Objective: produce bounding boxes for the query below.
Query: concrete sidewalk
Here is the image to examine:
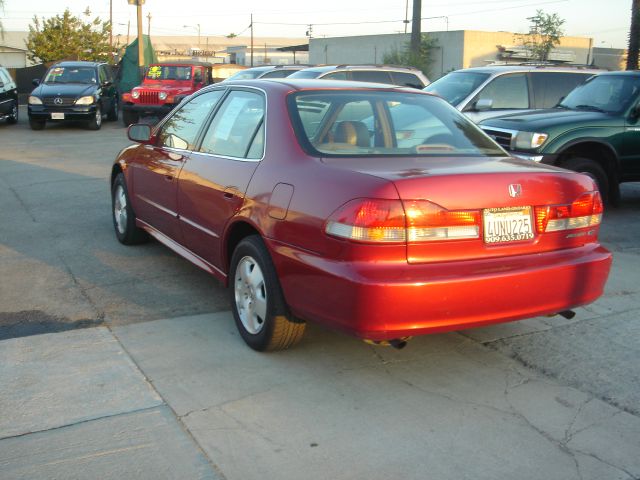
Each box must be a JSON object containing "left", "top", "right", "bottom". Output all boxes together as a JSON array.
[{"left": 1, "top": 312, "right": 639, "bottom": 480}]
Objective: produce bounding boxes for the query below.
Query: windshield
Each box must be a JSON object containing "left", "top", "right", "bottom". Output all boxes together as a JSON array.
[
  {"left": 288, "top": 91, "right": 504, "bottom": 157},
  {"left": 423, "top": 72, "right": 490, "bottom": 106},
  {"left": 559, "top": 75, "right": 640, "bottom": 114},
  {"left": 146, "top": 65, "right": 192, "bottom": 81},
  {"left": 44, "top": 66, "right": 97, "bottom": 84}
]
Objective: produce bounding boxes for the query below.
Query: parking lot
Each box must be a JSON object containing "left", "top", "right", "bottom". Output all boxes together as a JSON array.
[{"left": 1, "top": 108, "right": 639, "bottom": 479}]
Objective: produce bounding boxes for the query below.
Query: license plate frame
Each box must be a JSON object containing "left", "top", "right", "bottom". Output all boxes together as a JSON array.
[
  {"left": 483, "top": 206, "right": 534, "bottom": 244},
  {"left": 51, "top": 112, "right": 65, "bottom": 120}
]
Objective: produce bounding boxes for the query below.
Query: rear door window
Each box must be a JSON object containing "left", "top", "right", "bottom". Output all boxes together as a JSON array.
[
  {"left": 390, "top": 71, "right": 424, "bottom": 88},
  {"left": 322, "top": 71, "right": 349, "bottom": 81},
  {"left": 350, "top": 70, "right": 393, "bottom": 84},
  {"left": 199, "top": 90, "right": 265, "bottom": 159},
  {"left": 473, "top": 73, "right": 529, "bottom": 110},
  {"left": 530, "top": 72, "right": 591, "bottom": 108}
]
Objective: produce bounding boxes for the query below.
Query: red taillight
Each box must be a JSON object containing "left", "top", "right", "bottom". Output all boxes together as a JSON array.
[
  {"left": 325, "top": 199, "right": 480, "bottom": 243},
  {"left": 404, "top": 200, "right": 480, "bottom": 242},
  {"left": 534, "top": 192, "right": 603, "bottom": 233}
]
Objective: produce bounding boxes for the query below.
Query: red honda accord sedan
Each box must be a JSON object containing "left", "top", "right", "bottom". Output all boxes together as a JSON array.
[{"left": 111, "top": 79, "right": 612, "bottom": 351}]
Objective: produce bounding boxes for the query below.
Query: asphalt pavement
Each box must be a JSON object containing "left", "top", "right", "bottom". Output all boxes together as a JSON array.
[{"left": 1, "top": 108, "right": 639, "bottom": 479}]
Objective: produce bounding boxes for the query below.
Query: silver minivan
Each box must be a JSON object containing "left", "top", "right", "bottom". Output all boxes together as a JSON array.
[{"left": 424, "top": 65, "right": 601, "bottom": 122}]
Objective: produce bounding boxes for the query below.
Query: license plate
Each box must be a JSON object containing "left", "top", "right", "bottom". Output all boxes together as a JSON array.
[
  {"left": 51, "top": 112, "right": 65, "bottom": 120},
  {"left": 483, "top": 206, "right": 534, "bottom": 244}
]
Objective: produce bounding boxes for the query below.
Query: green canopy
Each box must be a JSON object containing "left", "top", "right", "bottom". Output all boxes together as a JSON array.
[{"left": 116, "top": 35, "right": 157, "bottom": 94}]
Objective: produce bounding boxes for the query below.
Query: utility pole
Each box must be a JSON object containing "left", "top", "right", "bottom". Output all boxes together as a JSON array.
[
  {"left": 411, "top": 0, "right": 421, "bottom": 55},
  {"left": 109, "top": 0, "right": 113, "bottom": 62},
  {"left": 128, "top": 0, "right": 145, "bottom": 67},
  {"left": 250, "top": 13, "right": 254, "bottom": 67},
  {"left": 404, "top": 0, "right": 409, "bottom": 34}
]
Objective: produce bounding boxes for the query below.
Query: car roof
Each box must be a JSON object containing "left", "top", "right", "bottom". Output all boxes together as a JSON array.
[
  {"left": 450, "top": 65, "right": 602, "bottom": 75},
  {"left": 214, "top": 78, "right": 425, "bottom": 92},
  {"left": 53, "top": 61, "right": 104, "bottom": 68},
  {"left": 294, "top": 64, "right": 422, "bottom": 74},
  {"left": 151, "top": 61, "right": 212, "bottom": 67},
  {"left": 593, "top": 70, "right": 640, "bottom": 78}
]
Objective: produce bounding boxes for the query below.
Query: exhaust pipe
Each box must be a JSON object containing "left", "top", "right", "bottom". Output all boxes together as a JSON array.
[{"left": 364, "top": 337, "right": 411, "bottom": 349}]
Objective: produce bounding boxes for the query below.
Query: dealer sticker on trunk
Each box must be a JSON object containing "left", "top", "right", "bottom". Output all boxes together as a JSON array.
[{"left": 483, "top": 206, "right": 534, "bottom": 244}]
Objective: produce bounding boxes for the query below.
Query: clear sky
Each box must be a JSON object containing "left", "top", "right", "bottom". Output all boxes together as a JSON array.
[{"left": 0, "top": 0, "right": 631, "bottom": 49}]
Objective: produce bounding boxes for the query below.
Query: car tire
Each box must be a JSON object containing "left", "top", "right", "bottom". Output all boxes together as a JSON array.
[
  {"left": 122, "top": 110, "right": 138, "bottom": 127},
  {"left": 107, "top": 97, "right": 119, "bottom": 121},
  {"left": 229, "top": 235, "right": 305, "bottom": 351},
  {"left": 29, "top": 117, "right": 45, "bottom": 130},
  {"left": 111, "top": 173, "right": 149, "bottom": 245},
  {"left": 560, "top": 157, "right": 609, "bottom": 203},
  {"left": 87, "top": 104, "right": 102, "bottom": 130},
  {"left": 7, "top": 102, "right": 18, "bottom": 124}
]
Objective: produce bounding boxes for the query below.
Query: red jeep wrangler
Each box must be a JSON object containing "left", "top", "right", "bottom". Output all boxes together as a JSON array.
[{"left": 121, "top": 61, "right": 212, "bottom": 126}]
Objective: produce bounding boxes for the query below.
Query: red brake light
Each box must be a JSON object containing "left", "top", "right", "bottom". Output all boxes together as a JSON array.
[
  {"left": 534, "top": 192, "right": 603, "bottom": 233},
  {"left": 325, "top": 199, "right": 480, "bottom": 243}
]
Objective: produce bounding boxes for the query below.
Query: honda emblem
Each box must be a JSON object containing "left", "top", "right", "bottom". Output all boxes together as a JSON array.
[{"left": 508, "top": 184, "right": 522, "bottom": 198}]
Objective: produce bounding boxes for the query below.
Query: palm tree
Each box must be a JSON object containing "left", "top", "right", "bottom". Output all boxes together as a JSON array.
[{"left": 628, "top": 0, "right": 640, "bottom": 70}]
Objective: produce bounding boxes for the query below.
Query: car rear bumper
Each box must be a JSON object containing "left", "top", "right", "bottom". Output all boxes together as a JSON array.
[
  {"left": 28, "top": 105, "right": 97, "bottom": 121},
  {"left": 270, "top": 241, "right": 612, "bottom": 341}
]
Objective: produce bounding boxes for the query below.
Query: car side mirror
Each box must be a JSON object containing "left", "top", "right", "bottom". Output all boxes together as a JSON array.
[
  {"left": 32, "top": 78, "right": 41, "bottom": 86},
  {"left": 630, "top": 104, "right": 640, "bottom": 120},
  {"left": 474, "top": 98, "right": 493, "bottom": 112},
  {"left": 128, "top": 124, "right": 153, "bottom": 144},
  {"left": 102, "top": 80, "right": 113, "bottom": 88},
  {"left": 0, "top": 81, "right": 4, "bottom": 89}
]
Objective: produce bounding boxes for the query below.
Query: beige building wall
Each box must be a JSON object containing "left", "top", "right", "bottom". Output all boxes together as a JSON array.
[
  {"left": 461, "top": 30, "right": 592, "bottom": 68},
  {"left": 309, "top": 34, "right": 410, "bottom": 66}
]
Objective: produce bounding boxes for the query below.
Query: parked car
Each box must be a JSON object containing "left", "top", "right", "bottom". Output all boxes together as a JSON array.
[
  {"left": 121, "top": 61, "right": 213, "bottom": 126},
  {"left": 111, "top": 79, "right": 611, "bottom": 351},
  {"left": 225, "top": 65, "right": 307, "bottom": 81},
  {"left": 0, "top": 66, "right": 19, "bottom": 125},
  {"left": 28, "top": 61, "right": 118, "bottom": 130},
  {"left": 424, "top": 65, "right": 600, "bottom": 122},
  {"left": 288, "top": 65, "right": 429, "bottom": 88},
  {"left": 479, "top": 71, "right": 640, "bottom": 204}
]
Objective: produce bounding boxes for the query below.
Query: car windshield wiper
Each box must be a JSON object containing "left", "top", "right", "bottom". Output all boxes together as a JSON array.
[
  {"left": 555, "top": 103, "right": 570, "bottom": 109},
  {"left": 574, "top": 104, "right": 606, "bottom": 113}
]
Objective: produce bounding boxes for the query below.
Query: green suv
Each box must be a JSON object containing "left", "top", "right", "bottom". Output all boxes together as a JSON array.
[{"left": 479, "top": 71, "right": 640, "bottom": 203}]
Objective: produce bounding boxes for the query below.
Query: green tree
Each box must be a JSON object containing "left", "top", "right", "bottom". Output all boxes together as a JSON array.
[
  {"left": 26, "top": 8, "right": 111, "bottom": 64},
  {"left": 627, "top": 0, "right": 640, "bottom": 70},
  {"left": 383, "top": 33, "right": 438, "bottom": 78},
  {"left": 519, "top": 9, "right": 565, "bottom": 62}
]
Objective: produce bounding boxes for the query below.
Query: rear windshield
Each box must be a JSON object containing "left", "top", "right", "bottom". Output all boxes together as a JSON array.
[
  {"left": 424, "top": 72, "right": 490, "bottom": 106},
  {"left": 45, "top": 66, "right": 97, "bottom": 84},
  {"left": 288, "top": 90, "right": 504, "bottom": 157}
]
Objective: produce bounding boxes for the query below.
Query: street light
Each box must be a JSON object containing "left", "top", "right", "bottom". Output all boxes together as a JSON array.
[{"left": 184, "top": 24, "right": 201, "bottom": 51}]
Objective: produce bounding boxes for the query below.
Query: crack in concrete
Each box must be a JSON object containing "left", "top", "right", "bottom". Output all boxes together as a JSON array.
[
  {"left": 572, "top": 449, "right": 639, "bottom": 480},
  {"left": 1, "top": 177, "right": 37, "bottom": 223},
  {"left": 107, "top": 328, "right": 228, "bottom": 480},
  {"left": 0, "top": 405, "right": 162, "bottom": 442}
]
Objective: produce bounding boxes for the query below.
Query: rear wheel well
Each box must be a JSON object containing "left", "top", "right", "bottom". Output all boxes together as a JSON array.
[{"left": 225, "top": 221, "right": 261, "bottom": 273}]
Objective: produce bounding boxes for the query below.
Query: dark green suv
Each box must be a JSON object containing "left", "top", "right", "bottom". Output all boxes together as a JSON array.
[{"left": 479, "top": 71, "right": 640, "bottom": 203}]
